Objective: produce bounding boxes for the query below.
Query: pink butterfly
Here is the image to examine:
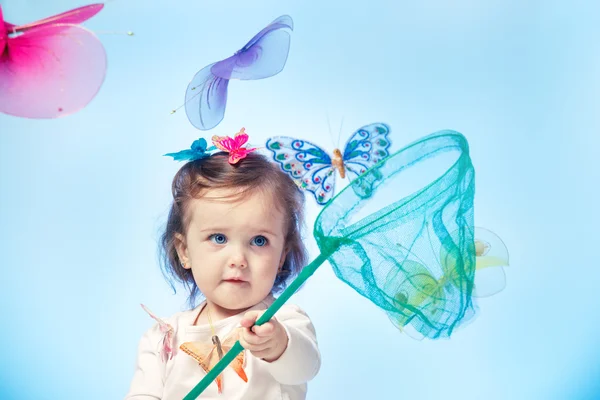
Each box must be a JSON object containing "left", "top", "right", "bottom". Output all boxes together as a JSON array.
[
  {"left": 211, "top": 127, "right": 258, "bottom": 164},
  {"left": 0, "top": 4, "right": 107, "bottom": 119},
  {"left": 141, "top": 304, "right": 175, "bottom": 362}
]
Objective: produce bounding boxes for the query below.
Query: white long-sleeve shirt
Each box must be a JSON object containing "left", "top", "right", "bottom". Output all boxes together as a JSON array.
[{"left": 125, "top": 296, "right": 321, "bottom": 399}]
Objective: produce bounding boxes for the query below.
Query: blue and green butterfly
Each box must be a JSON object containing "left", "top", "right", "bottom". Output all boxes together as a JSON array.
[{"left": 266, "top": 123, "right": 392, "bottom": 205}]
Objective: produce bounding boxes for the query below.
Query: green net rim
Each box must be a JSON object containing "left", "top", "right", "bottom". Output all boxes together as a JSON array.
[{"left": 314, "top": 129, "right": 471, "bottom": 238}]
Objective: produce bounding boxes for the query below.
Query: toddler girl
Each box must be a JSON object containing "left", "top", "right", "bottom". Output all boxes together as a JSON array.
[{"left": 125, "top": 129, "right": 321, "bottom": 399}]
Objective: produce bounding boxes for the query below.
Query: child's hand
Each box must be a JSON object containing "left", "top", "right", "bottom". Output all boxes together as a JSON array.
[{"left": 239, "top": 310, "right": 289, "bottom": 363}]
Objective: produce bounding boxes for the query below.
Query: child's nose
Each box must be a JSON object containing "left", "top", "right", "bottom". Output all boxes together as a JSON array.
[
  {"left": 229, "top": 259, "right": 247, "bottom": 268},
  {"left": 227, "top": 247, "right": 248, "bottom": 268}
]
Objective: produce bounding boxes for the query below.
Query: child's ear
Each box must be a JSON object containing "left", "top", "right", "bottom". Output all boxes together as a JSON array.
[{"left": 174, "top": 232, "right": 191, "bottom": 269}]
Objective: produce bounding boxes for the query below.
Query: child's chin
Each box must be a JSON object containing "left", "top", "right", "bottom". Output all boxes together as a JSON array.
[
  {"left": 215, "top": 288, "right": 267, "bottom": 311},
  {"left": 216, "top": 294, "right": 252, "bottom": 309}
]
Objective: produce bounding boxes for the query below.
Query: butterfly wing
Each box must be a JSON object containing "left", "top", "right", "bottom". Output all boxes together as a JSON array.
[
  {"left": 212, "top": 131, "right": 251, "bottom": 163},
  {"left": 232, "top": 130, "right": 250, "bottom": 147},
  {"left": 0, "top": 23, "right": 106, "bottom": 118},
  {"left": 140, "top": 304, "right": 171, "bottom": 330},
  {"left": 180, "top": 341, "right": 221, "bottom": 391},
  {"left": 342, "top": 123, "right": 392, "bottom": 198},
  {"left": 221, "top": 328, "right": 248, "bottom": 383},
  {"left": 1, "top": 6, "right": 13, "bottom": 31},
  {"left": 211, "top": 15, "right": 293, "bottom": 81},
  {"left": 181, "top": 332, "right": 247, "bottom": 394},
  {"left": 140, "top": 304, "right": 175, "bottom": 361},
  {"left": 241, "top": 15, "right": 293, "bottom": 53},
  {"left": 212, "top": 135, "right": 236, "bottom": 152},
  {"left": 11, "top": 4, "right": 104, "bottom": 33},
  {"left": 161, "top": 329, "right": 175, "bottom": 361},
  {"left": 266, "top": 136, "right": 336, "bottom": 205},
  {"left": 472, "top": 227, "right": 509, "bottom": 297},
  {"left": 1, "top": 8, "right": 8, "bottom": 53},
  {"left": 164, "top": 149, "right": 202, "bottom": 161},
  {"left": 343, "top": 123, "right": 392, "bottom": 175},
  {"left": 181, "top": 341, "right": 224, "bottom": 393},
  {"left": 384, "top": 260, "right": 449, "bottom": 341},
  {"left": 185, "top": 16, "right": 291, "bottom": 130},
  {"left": 212, "top": 130, "right": 248, "bottom": 152},
  {"left": 3, "top": 23, "right": 14, "bottom": 33},
  {"left": 440, "top": 227, "right": 508, "bottom": 298},
  {"left": 184, "top": 62, "right": 229, "bottom": 130}
]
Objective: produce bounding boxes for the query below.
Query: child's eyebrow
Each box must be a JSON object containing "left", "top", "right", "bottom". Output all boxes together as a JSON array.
[
  {"left": 198, "top": 227, "right": 228, "bottom": 233},
  {"left": 198, "top": 227, "right": 280, "bottom": 236},
  {"left": 256, "top": 228, "right": 279, "bottom": 237}
]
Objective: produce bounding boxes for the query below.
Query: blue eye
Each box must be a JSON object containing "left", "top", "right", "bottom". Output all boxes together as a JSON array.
[
  {"left": 209, "top": 234, "right": 227, "bottom": 244},
  {"left": 252, "top": 235, "right": 268, "bottom": 247}
]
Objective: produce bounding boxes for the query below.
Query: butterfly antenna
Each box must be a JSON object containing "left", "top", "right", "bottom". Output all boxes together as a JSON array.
[
  {"left": 170, "top": 104, "right": 185, "bottom": 115},
  {"left": 326, "top": 111, "right": 336, "bottom": 148},
  {"left": 337, "top": 115, "right": 345, "bottom": 149},
  {"left": 95, "top": 30, "right": 135, "bottom": 36},
  {"left": 170, "top": 80, "right": 207, "bottom": 115}
]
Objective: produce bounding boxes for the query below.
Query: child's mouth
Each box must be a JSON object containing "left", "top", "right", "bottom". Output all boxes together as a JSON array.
[{"left": 224, "top": 278, "right": 247, "bottom": 284}]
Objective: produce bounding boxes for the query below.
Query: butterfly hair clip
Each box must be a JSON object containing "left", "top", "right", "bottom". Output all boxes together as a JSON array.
[
  {"left": 164, "top": 137, "right": 218, "bottom": 162},
  {"left": 211, "top": 127, "right": 257, "bottom": 164},
  {"left": 266, "top": 123, "right": 392, "bottom": 205},
  {"left": 0, "top": 4, "right": 107, "bottom": 118},
  {"left": 172, "top": 15, "right": 293, "bottom": 131},
  {"left": 141, "top": 304, "right": 175, "bottom": 362},
  {"left": 165, "top": 128, "right": 257, "bottom": 165}
]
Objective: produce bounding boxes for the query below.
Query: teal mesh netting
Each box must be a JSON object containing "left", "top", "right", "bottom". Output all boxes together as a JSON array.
[
  {"left": 184, "top": 129, "right": 477, "bottom": 399},
  {"left": 316, "top": 129, "right": 477, "bottom": 340}
]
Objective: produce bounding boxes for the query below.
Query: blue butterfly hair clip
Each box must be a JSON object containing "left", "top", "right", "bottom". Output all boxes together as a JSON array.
[{"left": 164, "top": 138, "right": 218, "bottom": 162}]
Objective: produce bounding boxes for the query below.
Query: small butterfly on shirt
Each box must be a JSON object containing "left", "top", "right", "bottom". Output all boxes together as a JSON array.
[
  {"left": 141, "top": 304, "right": 175, "bottom": 362},
  {"left": 180, "top": 328, "right": 248, "bottom": 394},
  {"left": 266, "top": 123, "right": 392, "bottom": 205}
]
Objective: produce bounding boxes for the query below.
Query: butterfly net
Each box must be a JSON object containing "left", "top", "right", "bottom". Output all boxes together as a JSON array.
[
  {"left": 314, "top": 129, "right": 477, "bottom": 339},
  {"left": 184, "top": 129, "right": 477, "bottom": 398}
]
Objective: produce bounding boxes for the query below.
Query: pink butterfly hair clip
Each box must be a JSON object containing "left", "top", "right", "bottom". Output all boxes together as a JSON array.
[
  {"left": 212, "top": 128, "right": 258, "bottom": 164},
  {"left": 141, "top": 304, "right": 175, "bottom": 362}
]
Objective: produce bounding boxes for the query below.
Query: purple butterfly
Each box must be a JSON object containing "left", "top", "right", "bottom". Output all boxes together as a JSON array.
[{"left": 183, "top": 15, "right": 293, "bottom": 131}]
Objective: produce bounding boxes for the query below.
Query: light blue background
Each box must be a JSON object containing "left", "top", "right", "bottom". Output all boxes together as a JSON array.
[{"left": 1, "top": 0, "right": 598, "bottom": 399}]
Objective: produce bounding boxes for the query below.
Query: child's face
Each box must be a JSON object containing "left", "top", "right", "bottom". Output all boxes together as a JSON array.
[{"left": 177, "top": 188, "right": 287, "bottom": 313}]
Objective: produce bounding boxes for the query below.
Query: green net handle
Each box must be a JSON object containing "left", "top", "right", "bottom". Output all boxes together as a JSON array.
[{"left": 183, "top": 249, "right": 335, "bottom": 399}]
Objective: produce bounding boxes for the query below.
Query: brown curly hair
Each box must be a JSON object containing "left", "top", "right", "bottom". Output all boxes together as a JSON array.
[{"left": 159, "top": 151, "right": 308, "bottom": 308}]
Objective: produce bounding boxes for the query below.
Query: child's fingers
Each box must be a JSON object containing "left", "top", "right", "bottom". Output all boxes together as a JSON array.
[
  {"left": 251, "top": 321, "right": 276, "bottom": 337},
  {"left": 241, "top": 326, "right": 270, "bottom": 346},
  {"left": 240, "top": 310, "right": 262, "bottom": 328},
  {"left": 239, "top": 332, "right": 271, "bottom": 352}
]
